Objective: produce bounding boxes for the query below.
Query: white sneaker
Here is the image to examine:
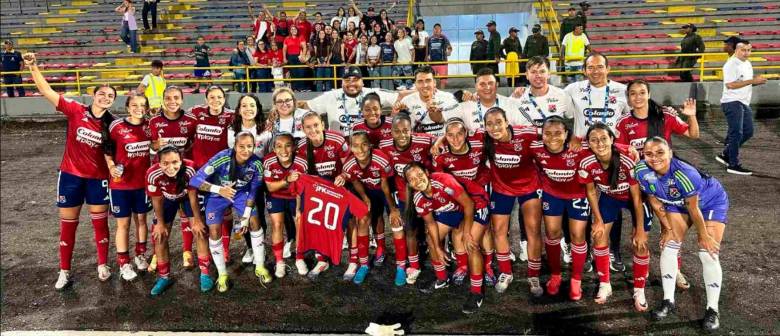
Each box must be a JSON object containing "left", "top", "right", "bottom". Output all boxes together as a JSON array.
[
  {"left": 369, "top": 237, "right": 377, "bottom": 249},
  {"left": 633, "top": 288, "right": 648, "bottom": 311},
  {"left": 275, "top": 263, "right": 286, "bottom": 278},
  {"left": 509, "top": 251, "right": 517, "bottom": 262},
  {"left": 595, "top": 282, "right": 613, "bottom": 304},
  {"left": 283, "top": 240, "right": 293, "bottom": 259},
  {"left": 405, "top": 267, "right": 421, "bottom": 284},
  {"left": 133, "top": 255, "right": 149, "bottom": 271},
  {"left": 343, "top": 262, "right": 358, "bottom": 281},
  {"left": 242, "top": 249, "right": 254, "bottom": 264},
  {"left": 307, "top": 261, "right": 329, "bottom": 279},
  {"left": 495, "top": 273, "right": 514, "bottom": 293},
  {"left": 119, "top": 263, "right": 138, "bottom": 281},
  {"left": 528, "top": 276, "right": 543, "bottom": 297},
  {"left": 561, "top": 238, "right": 572, "bottom": 264},
  {"left": 55, "top": 270, "right": 72, "bottom": 290},
  {"left": 295, "top": 259, "right": 309, "bottom": 275},
  {"left": 518, "top": 240, "right": 528, "bottom": 262},
  {"left": 97, "top": 264, "right": 111, "bottom": 282}
]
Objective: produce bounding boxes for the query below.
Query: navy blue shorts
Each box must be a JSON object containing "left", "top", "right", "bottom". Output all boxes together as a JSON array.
[
  {"left": 474, "top": 207, "right": 489, "bottom": 225},
  {"left": 57, "top": 171, "right": 109, "bottom": 208},
  {"left": 267, "top": 195, "right": 297, "bottom": 215},
  {"left": 542, "top": 192, "right": 590, "bottom": 221},
  {"left": 204, "top": 193, "right": 257, "bottom": 226},
  {"left": 193, "top": 68, "right": 211, "bottom": 78},
  {"left": 110, "top": 189, "right": 151, "bottom": 217},
  {"left": 365, "top": 188, "right": 389, "bottom": 222},
  {"left": 599, "top": 194, "right": 653, "bottom": 232},
  {"left": 434, "top": 211, "right": 463, "bottom": 228},
  {"left": 162, "top": 197, "right": 194, "bottom": 224},
  {"left": 489, "top": 189, "right": 542, "bottom": 215}
]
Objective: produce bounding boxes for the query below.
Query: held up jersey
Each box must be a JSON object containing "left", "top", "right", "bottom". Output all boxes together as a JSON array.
[{"left": 108, "top": 118, "right": 152, "bottom": 189}]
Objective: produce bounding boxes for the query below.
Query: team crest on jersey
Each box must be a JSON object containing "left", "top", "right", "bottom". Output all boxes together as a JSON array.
[
  {"left": 618, "top": 172, "right": 626, "bottom": 181},
  {"left": 566, "top": 159, "right": 576, "bottom": 167},
  {"left": 609, "top": 96, "right": 617, "bottom": 104},
  {"left": 514, "top": 143, "right": 523, "bottom": 151},
  {"left": 112, "top": 206, "right": 121, "bottom": 214},
  {"left": 472, "top": 157, "right": 480, "bottom": 165},
  {"left": 180, "top": 126, "right": 189, "bottom": 134},
  {"left": 548, "top": 104, "right": 557, "bottom": 113},
  {"left": 668, "top": 186, "right": 681, "bottom": 198},
  {"left": 413, "top": 154, "right": 422, "bottom": 161}
]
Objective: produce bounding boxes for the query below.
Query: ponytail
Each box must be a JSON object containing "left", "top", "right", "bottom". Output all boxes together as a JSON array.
[
  {"left": 608, "top": 144, "right": 621, "bottom": 189},
  {"left": 306, "top": 137, "right": 317, "bottom": 175},
  {"left": 646, "top": 99, "right": 665, "bottom": 139},
  {"left": 100, "top": 111, "right": 116, "bottom": 156}
]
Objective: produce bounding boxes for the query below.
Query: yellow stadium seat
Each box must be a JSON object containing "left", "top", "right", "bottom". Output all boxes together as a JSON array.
[
  {"left": 705, "top": 41, "right": 723, "bottom": 49},
  {"left": 168, "top": 4, "right": 193, "bottom": 11},
  {"left": 80, "top": 76, "right": 97, "bottom": 81},
  {"left": 697, "top": 28, "right": 717, "bottom": 37},
  {"left": 25, "top": 21, "right": 39, "bottom": 25},
  {"left": 32, "top": 27, "right": 61, "bottom": 34},
  {"left": 748, "top": 57, "right": 766, "bottom": 62},
  {"left": 720, "top": 32, "right": 739, "bottom": 37},
  {"left": 668, "top": 5, "right": 695, "bottom": 13},
  {"left": 667, "top": 33, "right": 685, "bottom": 38},
  {"left": 282, "top": 2, "right": 307, "bottom": 8},
  {"left": 17, "top": 38, "right": 48, "bottom": 45},
  {"left": 10, "top": 31, "right": 23, "bottom": 35},
  {"left": 101, "top": 71, "right": 130, "bottom": 79},
  {"left": 71, "top": 1, "right": 95, "bottom": 6},
  {"left": 59, "top": 9, "right": 86, "bottom": 14},
  {"left": 115, "top": 58, "right": 145, "bottom": 66},
  {"left": 710, "top": 19, "right": 728, "bottom": 23},
  {"left": 106, "top": 50, "right": 122, "bottom": 55},
  {"left": 651, "top": 9, "right": 667, "bottom": 13},
  {"left": 699, "top": 7, "right": 717, "bottom": 12},
  {"left": 45, "top": 17, "right": 76, "bottom": 24},
  {"left": 674, "top": 17, "right": 704, "bottom": 24}
]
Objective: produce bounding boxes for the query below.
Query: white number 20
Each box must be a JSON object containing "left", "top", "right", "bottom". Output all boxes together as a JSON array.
[{"left": 307, "top": 197, "right": 340, "bottom": 231}]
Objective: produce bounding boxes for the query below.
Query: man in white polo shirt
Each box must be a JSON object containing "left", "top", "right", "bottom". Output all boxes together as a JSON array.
[{"left": 717, "top": 40, "right": 767, "bottom": 175}]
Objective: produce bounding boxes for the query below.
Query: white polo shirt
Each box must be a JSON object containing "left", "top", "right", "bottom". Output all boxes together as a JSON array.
[{"left": 721, "top": 56, "right": 754, "bottom": 106}]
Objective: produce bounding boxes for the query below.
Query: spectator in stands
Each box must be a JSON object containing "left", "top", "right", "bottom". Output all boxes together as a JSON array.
[
  {"left": 1, "top": 40, "right": 25, "bottom": 97},
  {"left": 346, "top": 22, "right": 358, "bottom": 39},
  {"left": 347, "top": 2, "right": 362, "bottom": 30},
  {"left": 248, "top": 2, "right": 274, "bottom": 45},
  {"left": 330, "top": 30, "right": 345, "bottom": 80},
  {"left": 295, "top": 10, "right": 313, "bottom": 43},
  {"left": 560, "top": 23, "right": 590, "bottom": 83},
  {"left": 332, "top": 7, "right": 347, "bottom": 31},
  {"left": 502, "top": 26, "right": 523, "bottom": 86},
  {"left": 486, "top": 20, "right": 502, "bottom": 84},
  {"left": 137, "top": 60, "right": 165, "bottom": 114},
  {"left": 230, "top": 40, "right": 251, "bottom": 93},
  {"left": 115, "top": 0, "right": 139, "bottom": 54},
  {"left": 253, "top": 39, "right": 273, "bottom": 93},
  {"left": 372, "top": 23, "right": 385, "bottom": 43},
  {"left": 313, "top": 12, "right": 326, "bottom": 34},
  {"left": 361, "top": 6, "right": 381, "bottom": 29},
  {"left": 310, "top": 21, "right": 324, "bottom": 46},
  {"left": 191, "top": 36, "right": 212, "bottom": 94},
  {"left": 427, "top": 23, "right": 453, "bottom": 89},
  {"left": 332, "top": 19, "right": 344, "bottom": 34},
  {"left": 559, "top": 7, "right": 579, "bottom": 43},
  {"left": 379, "top": 32, "right": 396, "bottom": 90},
  {"left": 522, "top": 24, "right": 549, "bottom": 85},
  {"left": 283, "top": 26, "right": 308, "bottom": 92},
  {"left": 577, "top": 1, "right": 590, "bottom": 29},
  {"left": 411, "top": 19, "right": 429, "bottom": 70},
  {"left": 378, "top": 9, "right": 395, "bottom": 34},
  {"left": 141, "top": 0, "right": 159, "bottom": 31},
  {"left": 674, "top": 24, "right": 705, "bottom": 82},
  {"left": 393, "top": 27, "right": 415, "bottom": 90},
  {"left": 268, "top": 39, "right": 285, "bottom": 89},
  {"left": 718, "top": 41, "right": 767, "bottom": 176},
  {"left": 723, "top": 36, "right": 742, "bottom": 57},
  {"left": 358, "top": 21, "right": 371, "bottom": 40},
  {"left": 312, "top": 29, "right": 334, "bottom": 92},
  {"left": 245, "top": 36, "right": 261, "bottom": 93},
  {"left": 355, "top": 35, "right": 371, "bottom": 84},
  {"left": 343, "top": 31, "right": 358, "bottom": 65},
  {"left": 470, "top": 30, "right": 489, "bottom": 77},
  {"left": 367, "top": 35, "right": 382, "bottom": 88},
  {"left": 274, "top": 11, "right": 292, "bottom": 47}
]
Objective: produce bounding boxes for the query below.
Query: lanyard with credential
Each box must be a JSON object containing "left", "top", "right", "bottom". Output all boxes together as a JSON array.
[
  {"left": 341, "top": 90, "right": 364, "bottom": 133},
  {"left": 476, "top": 97, "right": 499, "bottom": 125},
  {"left": 586, "top": 81, "right": 610, "bottom": 125},
  {"left": 526, "top": 89, "right": 547, "bottom": 121}
]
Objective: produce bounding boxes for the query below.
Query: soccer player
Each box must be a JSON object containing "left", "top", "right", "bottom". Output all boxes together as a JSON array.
[
  {"left": 379, "top": 113, "right": 434, "bottom": 285},
  {"left": 351, "top": 92, "right": 393, "bottom": 148},
  {"left": 104, "top": 94, "right": 152, "bottom": 281},
  {"left": 190, "top": 132, "right": 269, "bottom": 292},
  {"left": 578, "top": 123, "right": 651, "bottom": 308},
  {"left": 636, "top": 137, "right": 727, "bottom": 331},
  {"left": 264, "top": 133, "right": 308, "bottom": 279},
  {"left": 529, "top": 117, "right": 589, "bottom": 300},
  {"left": 481, "top": 107, "right": 543, "bottom": 295},
  {"left": 146, "top": 145, "right": 209, "bottom": 296},
  {"left": 397, "top": 65, "right": 459, "bottom": 137},
  {"left": 24, "top": 53, "right": 116, "bottom": 289}
]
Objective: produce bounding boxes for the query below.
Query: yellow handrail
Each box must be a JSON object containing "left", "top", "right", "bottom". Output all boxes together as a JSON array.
[{"left": 538, "top": 0, "right": 561, "bottom": 52}]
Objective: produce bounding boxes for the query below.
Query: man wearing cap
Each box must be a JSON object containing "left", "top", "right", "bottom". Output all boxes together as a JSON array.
[
  {"left": 361, "top": 6, "right": 380, "bottom": 30},
  {"left": 1, "top": 40, "right": 25, "bottom": 97},
  {"left": 502, "top": 27, "right": 523, "bottom": 86},
  {"left": 522, "top": 24, "right": 549, "bottom": 85},
  {"left": 486, "top": 20, "right": 502, "bottom": 84},
  {"left": 674, "top": 24, "right": 705, "bottom": 82},
  {"left": 470, "top": 30, "right": 489, "bottom": 76},
  {"left": 559, "top": 7, "right": 580, "bottom": 44},
  {"left": 300, "top": 66, "right": 403, "bottom": 133},
  {"left": 723, "top": 36, "right": 742, "bottom": 57}
]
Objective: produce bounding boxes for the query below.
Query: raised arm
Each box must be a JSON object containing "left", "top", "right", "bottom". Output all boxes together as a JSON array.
[{"left": 23, "top": 53, "right": 59, "bottom": 106}]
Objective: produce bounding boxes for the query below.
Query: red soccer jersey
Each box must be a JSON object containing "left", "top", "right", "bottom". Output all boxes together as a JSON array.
[
  {"left": 412, "top": 172, "right": 489, "bottom": 217},
  {"left": 263, "top": 154, "right": 309, "bottom": 199},
  {"left": 529, "top": 140, "right": 586, "bottom": 199},
  {"left": 190, "top": 105, "right": 235, "bottom": 169},
  {"left": 342, "top": 149, "right": 393, "bottom": 191},
  {"left": 577, "top": 150, "right": 637, "bottom": 201},
  {"left": 432, "top": 131, "right": 489, "bottom": 185},
  {"left": 351, "top": 116, "right": 393, "bottom": 148},
  {"left": 145, "top": 159, "right": 197, "bottom": 201},
  {"left": 488, "top": 125, "right": 541, "bottom": 196},
  {"left": 150, "top": 111, "right": 197, "bottom": 159},
  {"left": 56, "top": 95, "right": 113, "bottom": 179},
  {"left": 108, "top": 118, "right": 152, "bottom": 190},
  {"left": 290, "top": 174, "right": 369, "bottom": 265},
  {"left": 378, "top": 133, "right": 434, "bottom": 202},
  {"left": 296, "top": 130, "right": 350, "bottom": 179},
  {"left": 615, "top": 111, "right": 690, "bottom": 151}
]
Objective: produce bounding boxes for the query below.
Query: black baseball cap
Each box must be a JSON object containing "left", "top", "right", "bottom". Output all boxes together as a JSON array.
[
  {"left": 486, "top": 20, "right": 496, "bottom": 27},
  {"left": 509, "top": 27, "right": 519, "bottom": 33},
  {"left": 474, "top": 29, "right": 484, "bottom": 35},
  {"left": 367, "top": 7, "right": 375, "bottom": 11},
  {"left": 723, "top": 36, "right": 744, "bottom": 48},
  {"left": 342, "top": 66, "right": 362, "bottom": 79}
]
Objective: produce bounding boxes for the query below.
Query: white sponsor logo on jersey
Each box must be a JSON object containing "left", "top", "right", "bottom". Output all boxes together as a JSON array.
[
  {"left": 197, "top": 124, "right": 223, "bottom": 136},
  {"left": 76, "top": 127, "right": 102, "bottom": 146},
  {"left": 125, "top": 141, "right": 151, "bottom": 153},
  {"left": 316, "top": 161, "right": 337, "bottom": 174},
  {"left": 543, "top": 168, "right": 576, "bottom": 182}
]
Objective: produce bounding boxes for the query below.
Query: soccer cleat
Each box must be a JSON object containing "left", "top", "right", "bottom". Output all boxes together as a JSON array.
[
  {"left": 369, "top": 237, "right": 377, "bottom": 249},
  {"left": 702, "top": 308, "right": 720, "bottom": 330},
  {"left": 484, "top": 267, "right": 497, "bottom": 287},
  {"left": 394, "top": 267, "right": 407, "bottom": 286},
  {"left": 295, "top": 259, "right": 309, "bottom": 275},
  {"left": 147, "top": 254, "right": 158, "bottom": 273},
  {"left": 462, "top": 292, "right": 484, "bottom": 314},
  {"left": 54, "top": 270, "right": 72, "bottom": 291},
  {"left": 528, "top": 277, "right": 543, "bottom": 297},
  {"left": 97, "top": 264, "right": 111, "bottom": 282},
  {"left": 495, "top": 273, "right": 514, "bottom": 294},
  {"left": 518, "top": 240, "right": 528, "bottom": 262},
  {"left": 569, "top": 279, "right": 582, "bottom": 301},
  {"left": 451, "top": 266, "right": 468, "bottom": 286},
  {"left": 200, "top": 274, "right": 214, "bottom": 292},
  {"left": 255, "top": 265, "right": 272, "bottom": 284},
  {"left": 307, "top": 261, "right": 329, "bottom": 280},
  {"left": 182, "top": 251, "right": 194, "bottom": 269},
  {"left": 610, "top": 252, "right": 626, "bottom": 272},
  {"left": 373, "top": 253, "right": 385, "bottom": 267},
  {"left": 715, "top": 153, "right": 729, "bottom": 167},
  {"left": 405, "top": 267, "right": 421, "bottom": 285},
  {"left": 652, "top": 299, "right": 676, "bottom": 320},
  {"left": 676, "top": 271, "right": 691, "bottom": 289},
  {"left": 726, "top": 165, "right": 752, "bottom": 176},
  {"left": 342, "top": 263, "right": 358, "bottom": 281},
  {"left": 133, "top": 255, "right": 149, "bottom": 271},
  {"left": 561, "top": 240, "right": 572, "bottom": 264},
  {"left": 283, "top": 240, "right": 293, "bottom": 259},
  {"left": 594, "top": 282, "right": 613, "bottom": 304},
  {"left": 216, "top": 274, "right": 229, "bottom": 292},
  {"left": 150, "top": 277, "right": 173, "bottom": 296},
  {"left": 119, "top": 263, "right": 138, "bottom": 282},
  {"left": 242, "top": 249, "right": 254, "bottom": 264},
  {"left": 546, "top": 274, "right": 562, "bottom": 296},
  {"left": 353, "top": 265, "right": 370, "bottom": 284},
  {"left": 419, "top": 278, "right": 450, "bottom": 294},
  {"left": 633, "top": 289, "right": 648, "bottom": 312},
  {"left": 275, "top": 263, "right": 286, "bottom": 278}
]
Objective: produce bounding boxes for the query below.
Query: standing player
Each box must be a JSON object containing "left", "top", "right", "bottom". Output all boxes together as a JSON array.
[
  {"left": 25, "top": 53, "right": 116, "bottom": 289},
  {"left": 104, "top": 94, "right": 152, "bottom": 281},
  {"left": 146, "top": 145, "right": 211, "bottom": 296},
  {"left": 636, "top": 137, "right": 727, "bottom": 331},
  {"left": 578, "top": 123, "right": 651, "bottom": 308},
  {"left": 482, "top": 107, "right": 544, "bottom": 295},
  {"left": 351, "top": 92, "right": 393, "bottom": 148},
  {"left": 398, "top": 65, "right": 459, "bottom": 137},
  {"left": 513, "top": 56, "right": 575, "bottom": 129}
]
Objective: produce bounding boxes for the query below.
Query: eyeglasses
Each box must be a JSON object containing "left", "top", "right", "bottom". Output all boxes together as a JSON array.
[{"left": 275, "top": 98, "right": 294, "bottom": 105}]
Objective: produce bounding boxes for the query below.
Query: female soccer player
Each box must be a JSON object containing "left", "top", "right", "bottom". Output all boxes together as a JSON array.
[
  {"left": 403, "top": 162, "right": 489, "bottom": 314},
  {"left": 190, "top": 132, "right": 269, "bottom": 292},
  {"left": 636, "top": 137, "right": 726, "bottom": 331},
  {"left": 578, "top": 123, "right": 651, "bottom": 308},
  {"left": 104, "top": 94, "right": 152, "bottom": 281},
  {"left": 529, "top": 117, "right": 589, "bottom": 300},
  {"left": 146, "top": 145, "right": 210, "bottom": 296},
  {"left": 25, "top": 53, "right": 116, "bottom": 289},
  {"left": 482, "top": 107, "right": 543, "bottom": 295},
  {"left": 351, "top": 92, "right": 393, "bottom": 148}
]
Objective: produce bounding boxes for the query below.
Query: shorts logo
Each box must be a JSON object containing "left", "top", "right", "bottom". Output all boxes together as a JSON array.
[
  {"left": 542, "top": 202, "right": 550, "bottom": 211},
  {"left": 59, "top": 195, "right": 66, "bottom": 203},
  {"left": 266, "top": 201, "right": 272, "bottom": 208},
  {"left": 112, "top": 206, "right": 120, "bottom": 214},
  {"left": 207, "top": 212, "right": 215, "bottom": 221}
]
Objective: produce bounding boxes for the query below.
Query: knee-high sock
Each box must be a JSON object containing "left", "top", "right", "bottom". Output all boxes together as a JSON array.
[
  {"left": 455, "top": 251, "right": 468, "bottom": 270},
  {"left": 393, "top": 236, "right": 407, "bottom": 268},
  {"left": 633, "top": 253, "right": 650, "bottom": 289},
  {"left": 544, "top": 236, "right": 562, "bottom": 276},
  {"left": 250, "top": 229, "right": 266, "bottom": 267},
  {"left": 59, "top": 218, "right": 79, "bottom": 270},
  {"left": 483, "top": 249, "right": 494, "bottom": 273},
  {"left": 593, "top": 245, "right": 610, "bottom": 283},
  {"left": 198, "top": 256, "right": 210, "bottom": 275},
  {"left": 180, "top": 217, "right": 193, "bottom": 252},
  {"left": 496, "top": 251, "right": 512, "bottom": 275},
  {"left": 571, "top": 242, "right": 588, "bottom": 281},
  {"left": 221, "top": 218, "right": 232, "bottom": 259},
  {"left": 357, "top": 235, "right": 369, "bottom": 266},
  {"left": 135, "top": 241, "right": 147, "bottom": 257},
  {"left": 272, "top": 241, "right": 284, "bottom": 263},
  {"left": 432, "top": 260, "right": 447, "bottom": 281},
  {"left": 660, "top": 240, "right": 681, "bottom": 303},
  {"left": 90, "top": 211, "right": 110, "bottom": 265},
  {"left": 375, "top": 232, "right": 386, "bottom": 256},
  {"left": 699, "top": 250, "right": 722, "bottom": 312},
  {"left": 209, "top": 238, "right": 227, "bottom": 275}
]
